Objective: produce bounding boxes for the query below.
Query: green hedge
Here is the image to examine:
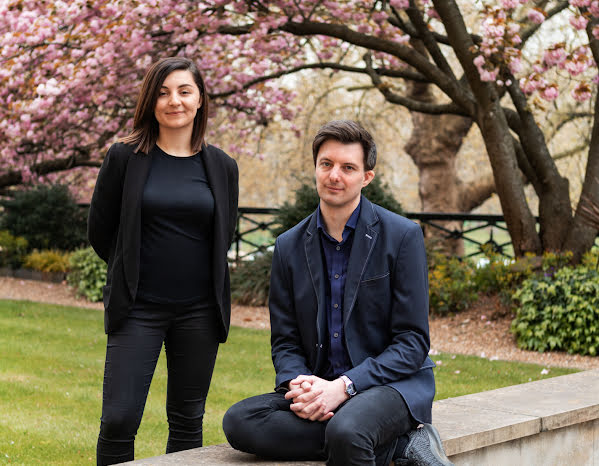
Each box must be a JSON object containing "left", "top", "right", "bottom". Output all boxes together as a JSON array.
[
  {"left": 0, "top": 230, "right": 28, "bottom": 269},
  {"left": 511, "top": 266, "right": 599, "bottom": 356},
  {"left": 0, "top": 184, "right": 87, "bottom": 251},
  {"left": 67, "top": 247, "right": 106, "bottom": 302}
]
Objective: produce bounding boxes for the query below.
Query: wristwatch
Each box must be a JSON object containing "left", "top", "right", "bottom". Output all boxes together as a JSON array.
[{"left": 340, "top": 375, "right": 357, "bottom": 397}]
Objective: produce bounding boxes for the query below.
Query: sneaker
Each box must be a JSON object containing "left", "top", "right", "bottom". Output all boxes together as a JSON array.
[{"left": 401, "top": 424, "right": 453, "bottom": 466}]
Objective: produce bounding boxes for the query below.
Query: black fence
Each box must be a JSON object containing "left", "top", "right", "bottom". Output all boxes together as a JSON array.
[{"left": 233, "top": 208, "right": 514, "bottom": 261}]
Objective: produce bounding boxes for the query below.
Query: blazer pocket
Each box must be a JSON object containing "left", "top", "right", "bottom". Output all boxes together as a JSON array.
[{"left": 360, "top": 271, "right": 390, "bottom": 287}]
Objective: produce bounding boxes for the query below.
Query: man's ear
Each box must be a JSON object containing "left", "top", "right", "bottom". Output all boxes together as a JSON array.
[{"left": 362, "top": 170, "right": 375, "bottom": 188}]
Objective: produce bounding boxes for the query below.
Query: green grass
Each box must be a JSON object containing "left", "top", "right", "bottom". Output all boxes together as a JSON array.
[{"left": 0, "top": 300, "right": 578, "bottom": 464}]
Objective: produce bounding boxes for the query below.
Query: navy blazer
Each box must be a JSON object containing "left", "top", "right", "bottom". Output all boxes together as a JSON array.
[
  {"left": 269, "top": 196, "right": 435, "bottom": 423},
  {"left": 88, "top": 142, "right": 239, "bottom": 338}
]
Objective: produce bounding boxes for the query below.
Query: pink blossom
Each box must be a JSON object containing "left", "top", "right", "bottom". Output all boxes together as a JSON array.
[
  {"left": 543, "top": 46, "right": 567, "bottom": 67},
  {"left": 473, "top": 55, "right": 486, "bottom": 67},
  {"left": 590, "top": 1, "right": 599, "bottom": 16},
  {"left": 540, "top": 85, "right": 559, "bottom": 101},
  {"left": 508, "top": 57, "right": 523, "bottom": 74},
  {"left": 527, "top": 8, "right": 546, "bottom": 24},
  {"left": 570, "top": 14, "right": 588, "bottom": 30},
  {"left": 426, "top": 8, "right": 440, "bottom": 19},
  {"left": 389, "top": 0, "right": 409, "bottom": 9},
  {"left": 501, "top": 0, "right": 519, "bottom": 8},
  {"left": 569, "top": 0, "right": 591, "bottom": 6},
  {"left": 479, "top": 68, "right": 500, "bottom": 82},
  {"left": 571, "top": 82, "right": 592, "bottom": 101}
]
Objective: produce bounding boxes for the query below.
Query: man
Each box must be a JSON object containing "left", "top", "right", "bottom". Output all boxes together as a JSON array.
[{"left": 223, "top": 120, "right": 452, "bottom": 466}]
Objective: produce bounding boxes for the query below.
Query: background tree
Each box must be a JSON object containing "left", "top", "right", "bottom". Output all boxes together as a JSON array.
[{"left": 1, "top": 0, "right": 597, "bottom": 259}]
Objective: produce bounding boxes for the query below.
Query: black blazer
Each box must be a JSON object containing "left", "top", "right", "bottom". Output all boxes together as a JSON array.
[
  {"left": 269, "top": 196, "right": 435, "bottom": 423},
  {"left": 88, "top": 142, "right": 239, "bottom": 339}
]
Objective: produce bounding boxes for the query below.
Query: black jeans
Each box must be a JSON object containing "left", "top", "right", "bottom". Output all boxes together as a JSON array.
[
  {"left": 223, "top": 385, "right": 414, "bottom": 466},
  {"left": 96, "top": 299, "right": 220, "bottom": 465}
]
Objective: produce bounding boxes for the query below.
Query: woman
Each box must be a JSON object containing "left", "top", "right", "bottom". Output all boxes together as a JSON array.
[{"left": 88, "top": 57, "right": 238, "bottom": 465}]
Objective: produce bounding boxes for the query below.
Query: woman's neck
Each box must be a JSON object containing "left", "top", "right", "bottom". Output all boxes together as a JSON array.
[{"left": 156, "top": 129, "right": 194, "bottom": 157}]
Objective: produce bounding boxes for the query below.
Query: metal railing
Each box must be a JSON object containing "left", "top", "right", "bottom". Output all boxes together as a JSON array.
[
  {"left": 233, "top": 208, "right": 516, "bottom": 261},
  {"left": 78, "top": 203, "right": 516, "bottom": 260}
]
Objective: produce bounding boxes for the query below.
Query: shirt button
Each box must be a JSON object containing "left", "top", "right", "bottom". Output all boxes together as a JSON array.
[
  {"left": 333, "top": 332, "right": 339, "bottom": 338},
  {"left": 333, "top": 303, "right": 339, "bottom": 309},
  {"left": 334, "top": 274, "right": 340, "bottom": 279},
  {"left": 336, "top": 245, "right": 340, "bottom": 251}
]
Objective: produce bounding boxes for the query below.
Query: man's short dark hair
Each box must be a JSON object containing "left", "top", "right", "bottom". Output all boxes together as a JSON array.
[{"left": 312, "top": 120, "right": 377, "bottom": 171}]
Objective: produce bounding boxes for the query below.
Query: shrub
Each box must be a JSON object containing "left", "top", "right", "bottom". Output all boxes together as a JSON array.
[
  {"left": 230, "top": 251, "right": 273, "bottom": 306},
  {"left": 0, "top": 184, "right": 87, "bottom": 251},
  {"left": 23, "top": 249, "right": 71, "bottom": 273},
  {"left": 472, "top": 247, "right": 573, "bottom": 297},
  {"left": 272, "top": 177, "right": 403, "bottom": 236},
  {"left": 67, "top": 247, "right": 107, "bottom": 302},
  {"left": 0, "top": 230, "right": 28, "bottom": 269},
  {"left": 511, "top": 266, "right": 599, "bottom": 356},
  {"left": 428, "top": 252, "right": 477, "bottom": 314}
]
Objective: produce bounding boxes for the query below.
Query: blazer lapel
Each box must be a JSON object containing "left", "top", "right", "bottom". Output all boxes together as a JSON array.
[
  {"left": 202, "top": 146, "right": 226, "bottom": 247},
  {"left": 304, "top": 214, "right": 327, "bottom": 345},
  {"left": 343, "top": 197, "right": 379, "bottom": 326},
  {"left": 121, "top": 151, "right": 152, "bottom": 298}
]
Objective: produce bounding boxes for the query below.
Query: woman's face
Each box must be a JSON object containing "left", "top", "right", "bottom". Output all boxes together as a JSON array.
[{"left": 154, "top": 69, "right": 202, "bottom": 133}]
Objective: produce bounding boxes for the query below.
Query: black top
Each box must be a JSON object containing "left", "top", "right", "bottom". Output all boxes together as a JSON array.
[{"left": 137, "top": 145, "right": 215, "bottom": 304}]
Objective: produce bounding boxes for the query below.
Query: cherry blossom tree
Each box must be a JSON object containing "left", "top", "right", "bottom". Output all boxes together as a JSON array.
[{"left": 1, "top": 0, "right": 598, "bottom": 259}]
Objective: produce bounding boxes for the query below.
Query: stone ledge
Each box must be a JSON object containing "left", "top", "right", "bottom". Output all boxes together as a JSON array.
[
  {"left": 124, "top": 369, "right": 599, "bottom": 465},
  {"left": 120, "top": 444, "right": 324, "bottom": 465},
  {"left": 433, "top": 369, "right": 599, "bottom": 457}
]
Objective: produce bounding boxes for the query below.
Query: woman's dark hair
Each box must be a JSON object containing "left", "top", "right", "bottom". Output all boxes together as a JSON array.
[
  {"left": 312, "top": 120, "right": 377, "bottom": 170},
  {"left": 120, "top": 57, "right": 209, "bottom": 154}
]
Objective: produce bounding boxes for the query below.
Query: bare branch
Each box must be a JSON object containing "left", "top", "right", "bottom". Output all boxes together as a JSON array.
[
  {"left": 363, "top": 54, "right": 469, "bottom": 116},
  {"left": 280, "top": 19, "right": 477, "bottom": 114},
  {"left": 520, "top": 1, "right": 570, "bottom": 45},
  {"left": 210, "top": 62, "right": 429, "bottom": 99},
  {"left": 405, "top": 2, "right": 457, "bottom": 81}
]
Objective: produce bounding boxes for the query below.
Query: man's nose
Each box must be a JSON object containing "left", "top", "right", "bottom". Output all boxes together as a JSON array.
[{"left": 329, "top": 166, "right": 341, "bottom": 181}]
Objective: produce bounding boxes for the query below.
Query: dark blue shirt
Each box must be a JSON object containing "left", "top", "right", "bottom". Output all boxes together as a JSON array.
[{"left": 317, "top": 202, "right": 361, "bottom": 379}]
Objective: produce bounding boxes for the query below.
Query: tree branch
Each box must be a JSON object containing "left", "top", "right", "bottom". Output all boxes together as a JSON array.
[
  {"left": 0, "top": 154, "right": 102, "bottom": 189},
  {"left": 520, "top": 1, "right": 570, "bottom": 45},
  {"left": 405, "top": 2, "right": 457, "bottom": 81},
  {"left": 210, "top": 61, "right": 428, "bottom": 99},
  {"left": 363, "top": 54, "right": 469, "bottom": 116},
  {"left": 279, "top": 19, "right": 477, "bottom": 114}
]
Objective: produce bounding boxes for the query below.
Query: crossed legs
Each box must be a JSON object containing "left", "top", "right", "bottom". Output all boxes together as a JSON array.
[{"left": 223, "top": 385, "right": 414, "bottom": 466}]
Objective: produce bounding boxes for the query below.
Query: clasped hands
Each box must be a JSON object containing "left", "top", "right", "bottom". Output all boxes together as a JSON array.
[{"left": 284, "top": 375, "right": 348, "bottom": 422}]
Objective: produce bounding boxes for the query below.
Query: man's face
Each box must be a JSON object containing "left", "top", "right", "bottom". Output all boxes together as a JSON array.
[{"left": 315, "top": 140, "right": 374, "bottom": 212}]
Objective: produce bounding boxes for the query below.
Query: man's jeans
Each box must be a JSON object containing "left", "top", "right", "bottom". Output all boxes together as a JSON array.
[{"left": 223, "top": 385, "right": 414, "bottom": 466}]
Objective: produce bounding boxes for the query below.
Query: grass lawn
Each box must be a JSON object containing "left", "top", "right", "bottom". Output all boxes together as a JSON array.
[{"left": 0, "top": 300, "right": 578, "bottom": 464}]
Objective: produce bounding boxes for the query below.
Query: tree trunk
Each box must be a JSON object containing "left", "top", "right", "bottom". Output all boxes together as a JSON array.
[
  {"left": 564, "top": 91, "right": 599, "bottom": 261},
  {"left": 434, "top": 0, "right": 542, "bottom": 256},
  {"left": 404, "top": 81, "right": 472, "bottom": 255}
]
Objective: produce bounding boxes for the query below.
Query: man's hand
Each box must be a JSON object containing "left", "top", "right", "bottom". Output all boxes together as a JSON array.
[{"left": 284, "top": 375, "right": 349, "bottom": 422}]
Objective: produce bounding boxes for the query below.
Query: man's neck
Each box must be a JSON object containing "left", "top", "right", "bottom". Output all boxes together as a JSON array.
[{"left": 319, "top": 197, "right": 360, "bottom": 242}]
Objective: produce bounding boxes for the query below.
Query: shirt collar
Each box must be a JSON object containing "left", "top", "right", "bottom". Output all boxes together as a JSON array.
[{"left": 316, "top": 200, "right": 361, "bottom": 237}]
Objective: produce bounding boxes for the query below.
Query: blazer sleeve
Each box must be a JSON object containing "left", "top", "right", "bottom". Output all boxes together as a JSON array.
[
  {"left": 344, "top": 223, "right": 431, "bottom": 391},
  {"left": 227, "top": 157, "right": 239, "bottom": 247},
  {"left": 87, "top": 144, "right": 127, "bottom": 263},
  {"left": 269, "top": 238, "right": 313, "bottom": 388}
]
